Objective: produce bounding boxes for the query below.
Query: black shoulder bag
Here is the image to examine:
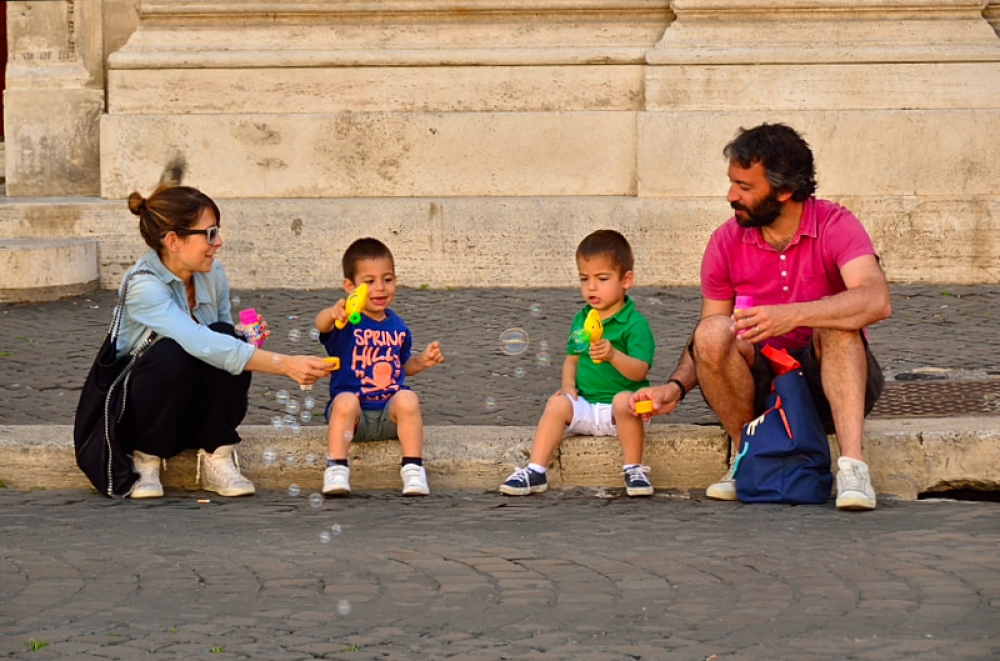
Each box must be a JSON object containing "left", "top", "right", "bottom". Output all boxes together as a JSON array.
[{"left": 73, "top": 269, "right": 158, "bottom": 498}]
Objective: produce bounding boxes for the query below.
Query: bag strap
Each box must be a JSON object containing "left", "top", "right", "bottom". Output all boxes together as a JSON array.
[{"left": 110, "top": 268, "right": 159, "bottom": 351}]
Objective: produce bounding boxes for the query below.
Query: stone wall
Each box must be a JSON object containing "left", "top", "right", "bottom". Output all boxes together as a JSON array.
[{"left": 3, "top": 0, "right": 1000, "bottom": 287}]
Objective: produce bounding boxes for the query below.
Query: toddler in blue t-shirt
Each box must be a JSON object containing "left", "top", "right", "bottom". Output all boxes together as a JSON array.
[{"left": 314, "top": 238, "right": 444, "bottom": 497}]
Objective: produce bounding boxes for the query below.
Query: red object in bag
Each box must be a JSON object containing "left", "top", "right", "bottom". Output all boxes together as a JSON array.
[{"left": 761, "top": 344, "right": 801, "bottom": 376}]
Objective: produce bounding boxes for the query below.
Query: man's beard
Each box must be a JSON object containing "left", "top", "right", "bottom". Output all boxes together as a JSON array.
[{"left": 732, "top": 189, "right": 783, "bottom": 228}]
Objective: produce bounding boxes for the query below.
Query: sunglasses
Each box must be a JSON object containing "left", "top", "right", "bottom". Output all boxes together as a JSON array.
[{"left": 175, "top": 226, "right": 221, "bottom": 244}]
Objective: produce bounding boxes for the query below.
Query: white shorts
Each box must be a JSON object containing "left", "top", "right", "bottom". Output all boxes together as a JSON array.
[{"left": 562, "top": 393, "right": 649, "bottom": 437}]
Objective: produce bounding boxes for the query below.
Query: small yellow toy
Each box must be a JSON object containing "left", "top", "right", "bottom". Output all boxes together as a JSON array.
[
  {"left": 634, "top": 400, "right": 654, "bottom": 415},
  {"left": 336, "top": 282, "right": 368, "bottom": 330},
  {"left": 300, "top": 357, "right": 340, "bottom": 391},
  {"left": 583, "top": 309, "right": 605, "bottom": 364}
]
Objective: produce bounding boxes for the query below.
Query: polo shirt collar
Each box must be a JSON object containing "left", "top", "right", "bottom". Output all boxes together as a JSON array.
[
  {"left": 740, "top": 196, "right": 818, "bottom": 249},
  {"left": 590, "top": 295, "right": 635, "bottom": 324}
]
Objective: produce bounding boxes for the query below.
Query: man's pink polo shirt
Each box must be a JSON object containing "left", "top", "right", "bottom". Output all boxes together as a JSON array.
[{"left": 700, "top": 197, "right": 878, "bottom": 351}]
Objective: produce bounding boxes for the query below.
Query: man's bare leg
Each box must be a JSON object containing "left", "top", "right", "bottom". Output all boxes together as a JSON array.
[
  {"left": 693, "top": 315, "right": 757, "bottom": 501},
  {"left": 693, "top": 315, "right": 757, "bottom": 444},
  {"left": 813, "top": 328, "right": 876, "bottom": 510},
  {"left": 812, "top": 328, "right": 866, "bottom": 461}
]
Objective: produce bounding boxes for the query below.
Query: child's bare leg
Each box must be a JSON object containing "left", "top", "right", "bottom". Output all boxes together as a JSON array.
[
  {"left": 613, "top": 391, "right": 645, "bottom": 465},
  {"left": 528, "top": 394, "right": 575, "bottom": 468},
  {"left": 327, "top": 393, "right": 361, "bottom": 460},
  {"left": 388, "top": 390, "right": 424, "bottom": 458}
]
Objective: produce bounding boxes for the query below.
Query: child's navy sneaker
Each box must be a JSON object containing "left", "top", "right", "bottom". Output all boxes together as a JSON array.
[
  {"left": 623, "top": 465, "right": 654, "bottom": 497},
  {"left": 499, "top": 466, "right": 547, "bottom": 496}
]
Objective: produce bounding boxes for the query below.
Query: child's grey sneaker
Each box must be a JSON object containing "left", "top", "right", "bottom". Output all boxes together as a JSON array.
[
  {"left": 623, "top": 465, "right": 654, "bottom": 497},
  {"left": 400, "top": 464, "right": 430, "bottom": 496},
  {"left": 323, "top": 465, "right": 351, "bottom": 496},
  {"left": 499, "top": 466, "right": 548, "bottom": 496}
]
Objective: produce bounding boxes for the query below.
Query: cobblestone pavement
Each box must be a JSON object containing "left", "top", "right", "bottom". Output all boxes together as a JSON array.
[
  {"left": 1, "top": 285, "right": 998, "bottom": 427},
  {"left": 1, "top": 489, "right": 998, "bottom": 661}
]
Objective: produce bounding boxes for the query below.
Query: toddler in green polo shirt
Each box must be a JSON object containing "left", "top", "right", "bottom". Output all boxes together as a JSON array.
[{"left": 499, "top": 230, "right": 657, "bottom": 497}]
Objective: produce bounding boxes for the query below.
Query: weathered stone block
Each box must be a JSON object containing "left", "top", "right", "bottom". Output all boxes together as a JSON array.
[{"left": 100, "top": 112, "right": 638, "bottom": 198}]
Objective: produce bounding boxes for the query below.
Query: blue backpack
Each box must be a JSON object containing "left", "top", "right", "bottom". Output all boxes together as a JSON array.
[{"left": 733, "top": 349, "right": 833, "bottom": 505}]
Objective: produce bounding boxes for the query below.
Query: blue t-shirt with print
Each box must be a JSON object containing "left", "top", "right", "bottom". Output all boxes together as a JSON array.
[{"left": 319, "top": 310, "right": 413, "bottom": 412}]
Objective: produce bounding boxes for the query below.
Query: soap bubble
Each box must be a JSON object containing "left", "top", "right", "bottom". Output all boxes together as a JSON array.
[
  {"left": 231, "top": 296, "right": 241, "bottom": 307},
  {"left": 201, "top": 346, "right": 211, "bottom": 357},
  {"left": 289, "top": 329, "right": 302, "bottom": 343},
  {"left": 309, "top": 328, "right": 321, "bottom": 342},
  {"left": 539, "top": 340, "right": 549, "bottom": 352},
  {"left": 498, "top": 328, "right": 529, "bottom": 356},
  {"left": 300, "top": 411, "right": 312, "bottom": 424},
  {"left": 514, "top": 367, "right": 526, "bottom": 379},
  {"left": 271, "top": 417, "right": 284, "bottom": 432},
  {"left": 570, "top": 328, "right": 590, "bottom": 353},
  {"left": 337, "top": 600, "right": 351, "bottom": 616},
  {"left": 343, "top": 431, "right": 354, "bottom": 444},
  {"left": 309, "top": 493, "right": 323, "bottom": 508},
  {"left": 288, "top": 484, "right": 301, "bottom": 497},
  {"left": 536, "top": 352, "right": 551, "bottom": 368},
  {"left": 276, "top": 390, "right": 290, "bottom": 404},
  {"left": 303, "top": 396, "right": 316, "bottom": 410},
  {"left": 263, "top": 449, "right": 276, "bottom": 466},
  {"left": 320, "top": 531, "right": 331, "bottom": 544},
  {"left": 283, "top": 414, "right": 296, "bottom": 429},
  {"left": 529, "top": 303, "right": 543, "bottom": 318},
  {"left": 286, "top": 399, "right": 300, "bottom": 415},
  {"left": 304, "top": 453, "right": 316, "bottom": 466},
  {"left": 290, "top": 422, "right": 302, "bottom": 436},
  {"left": 286, "top": 453, "right": 295, "bottom": 466},
  {"left": 484, "top": 397, "right": 497, "bottom": 412},
  {"left": 332, "top": 524, "right": 342, "bottom": 536}
]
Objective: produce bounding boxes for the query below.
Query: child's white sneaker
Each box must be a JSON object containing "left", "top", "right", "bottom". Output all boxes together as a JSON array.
[
  {"left": 131, "top": 450, "right": 164, "bottom": 499},
  {"left": 401, "top": 464, "right": 430, "bottom": 496},
  {"left": 323, "top": 465, "right": 351, "bottom": 496}
]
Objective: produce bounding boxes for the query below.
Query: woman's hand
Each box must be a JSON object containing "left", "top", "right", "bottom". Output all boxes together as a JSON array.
[
  {"left": 257, "top": 313, "right": 272, "bottom": 341},
  {"left": 282, "top": 355, "right": 333, "bottom": 386}
]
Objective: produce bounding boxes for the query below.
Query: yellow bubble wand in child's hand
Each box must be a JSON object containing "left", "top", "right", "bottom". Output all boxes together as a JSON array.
[
  {"left": 335, "top": 283, "right": 368, "bottom": 330},
  {"left": 583, "top": 309, "right": 604, "bottom": 364}
]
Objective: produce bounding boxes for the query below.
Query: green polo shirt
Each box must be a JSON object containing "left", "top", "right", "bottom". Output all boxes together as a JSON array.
[{"left": 567, "top": 296, "right": 655, "bottom": 404}]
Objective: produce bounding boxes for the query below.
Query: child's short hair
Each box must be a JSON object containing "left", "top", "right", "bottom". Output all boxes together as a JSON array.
[
  {"left": 342, "top": 237, "right": 395, "bottom": 281},
  {"left": 575, "top": 229, "right": 634, "bottom": 276}
]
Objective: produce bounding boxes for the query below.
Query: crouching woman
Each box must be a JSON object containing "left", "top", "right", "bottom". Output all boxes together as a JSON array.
[{"left": 118, "top": 185, "right": 330, "bottom": 498}]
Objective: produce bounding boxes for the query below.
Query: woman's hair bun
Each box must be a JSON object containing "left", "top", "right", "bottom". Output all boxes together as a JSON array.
[{"left": 127, "top": 191, "right": 147, "bottom": 216}]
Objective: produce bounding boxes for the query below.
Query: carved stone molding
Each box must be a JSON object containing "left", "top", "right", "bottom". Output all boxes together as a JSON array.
[
  {"left": 108, "top": 0, "right": 673, "bottom": 69},
  {"left": 649, "top": 0, "right": 1000, "bottom": 64}
]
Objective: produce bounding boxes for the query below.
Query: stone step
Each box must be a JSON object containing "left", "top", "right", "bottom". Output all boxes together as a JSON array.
[
  {"left": 1, "top": 419, "right": 998, "bottom": 500},
  {"left": 0, "top": 238, "right": 99, "bottom": 303}
]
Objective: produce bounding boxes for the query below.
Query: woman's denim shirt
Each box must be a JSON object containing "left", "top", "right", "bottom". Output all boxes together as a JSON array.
[{"left": 115, "top": 250, "right": 255, "bottom": 375}]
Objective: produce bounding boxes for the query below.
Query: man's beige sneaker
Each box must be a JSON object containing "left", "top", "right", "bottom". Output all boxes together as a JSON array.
[
  {"left": 705, "top": 461, "right": 738, "bottom": 501},
  {"left": 401, "top": 464, "right": 430, "bottom": 496},
  {"left": 131, "top": 450, "right": 164, "bottom": 499},
  {"left": 835, "top": 456, "right": 876, "bottom": 511},
  {"left": 197, "top": 445, "right": 255, "bottom": 497}
]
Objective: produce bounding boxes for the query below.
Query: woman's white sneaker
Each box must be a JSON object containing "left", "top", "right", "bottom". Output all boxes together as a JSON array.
[
  {"left": 131, "top": 450, "right": 164, "bottom": 499},
  {"left": 197, "top": 445, "right": 255, "bottom": 497}
]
